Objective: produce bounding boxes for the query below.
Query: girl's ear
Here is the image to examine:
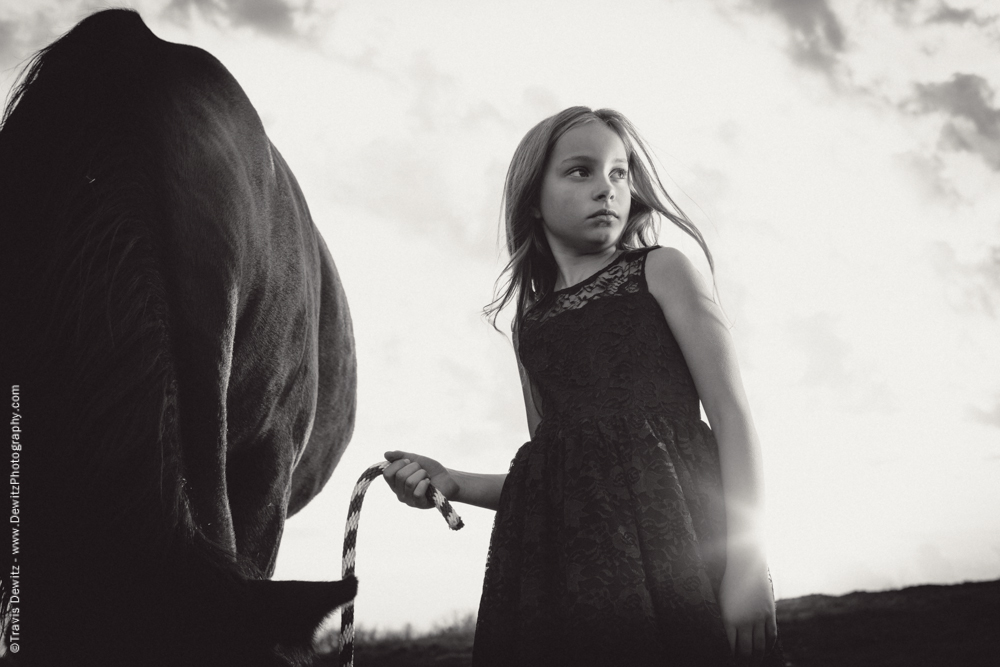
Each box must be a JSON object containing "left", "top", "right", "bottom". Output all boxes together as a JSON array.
[{"left": 530, "top": 206, "right": 542, "bottom": 219}]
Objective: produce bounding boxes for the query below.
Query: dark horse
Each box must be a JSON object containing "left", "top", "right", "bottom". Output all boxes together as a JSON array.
[{"left": 0, "top": 9, "right": 357, "bottom": 665}]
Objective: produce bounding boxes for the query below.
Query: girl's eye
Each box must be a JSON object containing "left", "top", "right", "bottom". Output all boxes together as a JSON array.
[
  {"left": 612, "top": 168, "right": 629, "bottom": 179},
  {"left": 569, "top": 167, "right": 589, "bottom": 177}
]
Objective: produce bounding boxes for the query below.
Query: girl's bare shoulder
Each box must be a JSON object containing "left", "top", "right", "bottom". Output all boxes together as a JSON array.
[{"left": 644, "top": 246, "right": 713, "bottom": 309}]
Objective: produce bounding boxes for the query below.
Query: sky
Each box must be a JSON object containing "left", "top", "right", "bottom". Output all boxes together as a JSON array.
[{"left": 2, "top": 0, "right": 999, "bottom": 635}]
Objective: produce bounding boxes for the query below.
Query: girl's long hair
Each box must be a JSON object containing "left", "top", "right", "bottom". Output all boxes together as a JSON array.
[{"left": 484, "top": 106, "right": 716, "bottom": 334}]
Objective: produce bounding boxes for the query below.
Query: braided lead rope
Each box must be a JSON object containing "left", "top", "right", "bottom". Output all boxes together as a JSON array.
[{"left": 339, "top": 461, "right": 464, "bottom": 667}]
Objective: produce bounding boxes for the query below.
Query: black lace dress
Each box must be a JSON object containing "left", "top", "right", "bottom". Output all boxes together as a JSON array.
[{"left": 472, "top": 247, "right": 784, "bottom": 666}]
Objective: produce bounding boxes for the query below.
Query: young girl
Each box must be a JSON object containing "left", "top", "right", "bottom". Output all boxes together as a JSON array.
[{"left": 383, "top": 107, "right": 783, "bottom": 666}]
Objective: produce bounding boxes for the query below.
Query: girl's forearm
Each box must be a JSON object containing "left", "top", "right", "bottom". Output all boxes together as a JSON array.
[
  {"left": 713, "top": 409, "right": 768, "bottom": 561},
  {"left": 448, "top": 470, "right": 507, "bottom": 511}
]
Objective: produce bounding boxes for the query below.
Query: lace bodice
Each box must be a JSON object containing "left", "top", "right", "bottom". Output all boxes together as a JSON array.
[{"left": 517, "top": 247, "right": 701, "bottom": 425}]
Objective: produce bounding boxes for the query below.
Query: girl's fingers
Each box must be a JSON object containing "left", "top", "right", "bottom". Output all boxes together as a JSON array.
[
  {"left": 393, "top": 461, "right": 421, "bottom": 487},
  {"left": 383, "top": 456, "right": 411, "bottom": 473},
  {"left": 381, "top": 458, "right": 409, "bottom": 489},
  {"left": 725, "top": 623, "right": 737, "bottom": 656},
  {"left": 737, "top": 625, "right": 753, "bottom": 664},
  {"left": 752, "top": 621, "right": 766, "bottom": 664},
  {"left": 404, "top": 469, "right": 428, "bottom": 494},
  {"left": 381, "top": 454, "right": 442, "bottom": 509},
  {"left": 384, "top": 458, "right": 415, "bottom": 494}
]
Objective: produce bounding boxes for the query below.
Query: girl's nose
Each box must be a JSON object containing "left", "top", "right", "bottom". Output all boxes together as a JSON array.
[{"left": 595, "top": 181, "right": 615, "bottom": 201}]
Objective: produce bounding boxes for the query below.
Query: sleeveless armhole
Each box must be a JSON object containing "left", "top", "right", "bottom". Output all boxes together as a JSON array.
[
  {"left": 637, "top": 245, "right": 661, "bottom": 294},
  {"left": 513, "top": 328, "right": 544, "bottom": 433}
]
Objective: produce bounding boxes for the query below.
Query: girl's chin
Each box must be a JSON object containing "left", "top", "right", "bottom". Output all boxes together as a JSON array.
[{"left": 586, "top": 227, "right": 623, "bottom": 249}]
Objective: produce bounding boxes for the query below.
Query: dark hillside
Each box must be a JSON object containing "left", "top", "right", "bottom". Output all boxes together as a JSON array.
[
  {"left": 774, "top": 579, "right": 1000, "bottom": 666},
  {"left": 314, "top": 578, "right": 1000, "bottom": 666}
]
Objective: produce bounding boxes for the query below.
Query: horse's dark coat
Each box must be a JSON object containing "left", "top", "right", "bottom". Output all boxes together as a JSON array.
[{"left": 0, "top": 9, "right": 357, "bottom": 665}]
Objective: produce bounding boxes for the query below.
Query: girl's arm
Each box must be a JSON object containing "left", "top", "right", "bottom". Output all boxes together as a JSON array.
[
  {"left": 644, "top": 247, "right": 777, "bottom": 662},
  {"left": 383, "top": 451, "right": 506, "bottom": 511}
]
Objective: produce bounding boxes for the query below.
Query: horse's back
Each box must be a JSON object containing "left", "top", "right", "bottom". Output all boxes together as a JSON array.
[{"left": 148, "top": 26, "right": 357, "bottom": 571}]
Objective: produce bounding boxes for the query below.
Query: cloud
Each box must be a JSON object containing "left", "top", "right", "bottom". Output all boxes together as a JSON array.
[
  {"left": 909, "top": 74, "right": 1000, "bottom": 170},
  {"left": 0, "top": 19, "right": 18, "bottom": 68},
  {"left": 877, "top": 0, "right": 997, "bottom": 27},
  {"left": 967, "top": 399, "right": 1000, "bottom": 428},
  {"left": 926, "top": 3, "right": 998, "bottom": 27},
  {"left": 407, "top": 50, "right": 458, "bottom": 132},
  {"left": 163, "top": 0, "right": 332, "bottom": 39},
  {"left": 895, "top": 152, "right": 961, "bottom": 202},
  {"left": 927, "top": 242, "right": 1000, "bottom": 318},
  {"left": 877, "top": 0, "right": 920, "bottom": 23},
  {"left": 788, "top": 312, "right": 851, "bottom": 387},
  {"left": 783, "top": 311, "right": 897, "bottom": 414},
  {"left": 0, "top": 7, "right": 67, "bottom": 77},
  {"left": 747, "top": 0, "right": 846, "bottom": 73}
]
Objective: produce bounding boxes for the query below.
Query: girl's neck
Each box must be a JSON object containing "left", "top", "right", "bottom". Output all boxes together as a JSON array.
[{"left": 550, "top": 245, "right": 621, "bottom": 292}]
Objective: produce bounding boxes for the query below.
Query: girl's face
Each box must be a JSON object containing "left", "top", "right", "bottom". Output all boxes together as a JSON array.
[{"left": 536, "top": 121, "right": 632, "bottom": 255}]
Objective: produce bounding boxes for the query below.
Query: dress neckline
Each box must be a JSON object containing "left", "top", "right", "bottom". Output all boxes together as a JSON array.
[{"left": 553, "top": 250, "right": 628, "bottom": 295}]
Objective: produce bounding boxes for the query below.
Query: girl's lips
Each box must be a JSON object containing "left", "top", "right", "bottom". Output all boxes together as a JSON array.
[{"left": 589, "top": 210, "right": 619, "bottom": 222}]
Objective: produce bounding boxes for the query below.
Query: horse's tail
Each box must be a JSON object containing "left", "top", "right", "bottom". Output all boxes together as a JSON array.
[{"left": 0, "top": 10, "right": 353, "bottom": 664}]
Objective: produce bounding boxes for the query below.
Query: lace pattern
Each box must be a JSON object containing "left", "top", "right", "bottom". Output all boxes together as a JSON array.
[{"left": 524, "top": 251, "right": 644, "bottom": 328}]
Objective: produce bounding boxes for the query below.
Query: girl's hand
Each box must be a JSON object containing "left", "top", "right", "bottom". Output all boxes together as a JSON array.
[
  {"left": 382, "top": 450, "right": 459, "bottom": 509},
  {"left": 718, "top": 554, "right": 778, "bottom": 665}
]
